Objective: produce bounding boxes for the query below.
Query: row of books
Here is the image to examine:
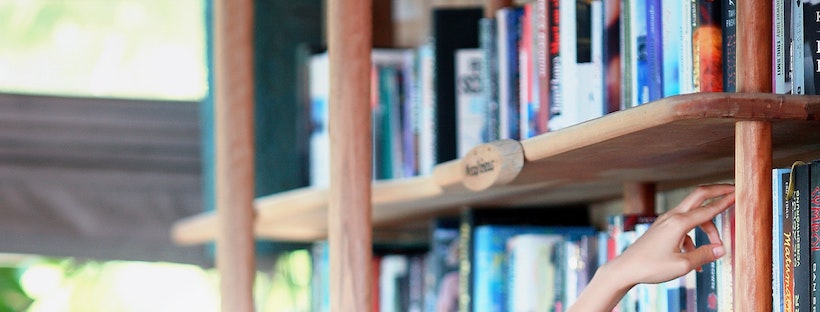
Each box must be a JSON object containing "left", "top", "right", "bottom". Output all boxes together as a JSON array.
[
  {"left": 308, "top": 202, "right": 743, "bottom": 312},
  {"left": 772, "top": 159, "right": 820, "bottom": 312}
]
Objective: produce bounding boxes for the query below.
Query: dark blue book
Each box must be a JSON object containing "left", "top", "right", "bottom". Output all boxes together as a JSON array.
[
  {"left": 645, "top": 0, "right": 663, "bottom": 101},
  {"left": 793, "top": 162, "right": 811, "bottom": 312},
  {"left": 809, "top": 160, "right": 820, "bottom": 312}
]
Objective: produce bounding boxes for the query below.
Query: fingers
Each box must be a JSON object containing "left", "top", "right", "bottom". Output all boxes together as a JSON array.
[
  {"left": 682, "top": 243, "right": 725, "bottom": 272},
  {"left": 676, "top": 190, "right": 735, "bottom": 232},
  {"left": 674, "top": 184, "right": 735, "bottom": 214}
]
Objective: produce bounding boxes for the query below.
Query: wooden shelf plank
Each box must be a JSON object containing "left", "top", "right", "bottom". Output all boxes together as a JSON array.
[{"left": 172, "top": 92, "right": 820, "bottom": 243}]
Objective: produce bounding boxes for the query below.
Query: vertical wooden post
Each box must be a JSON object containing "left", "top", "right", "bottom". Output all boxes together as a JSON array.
[
  {"left": 328, "top": 0, "right": 373, "bottom": 311},
  {"left": 484, "top": 0, "right": 512, "bottom": 18},
  {"left": 735, "top": 0, "right": 772, "bottom": 310},
  {"left": 213, "top": 0, "right": 256, "bottom": 311},
  {"left": 623, "top": 182, "right": 656, "bottom": 215}
]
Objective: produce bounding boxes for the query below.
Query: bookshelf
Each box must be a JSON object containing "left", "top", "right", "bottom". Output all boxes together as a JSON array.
[{"left": 179, "top": 0, "right": 820, "bottom": 310}]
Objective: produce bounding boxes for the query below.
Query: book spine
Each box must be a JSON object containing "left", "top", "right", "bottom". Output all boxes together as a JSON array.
[
  {"left": 645, "top": 0, "right": 663, "bottom": 101},
  {"left": 717, "top": 206, "right": 735, "bottom": 311},
  {"left": 695, "top": 226, "right": 719, "bottom": 312},
  {"left": 661, "top": 0, "right": 682, "bottom": 97},
  {"left": 775, "top": 168, "right": 790, "bottom": 312},
  {"left": 535, "top": 0, "right": 551, "bottom": 134},
  {"left": 496, "top": 9, "right": 511, "bottom": 140},
  {"left": 775, "top": 0, "right": 790, "bottom": 93},
  {"left": 480, "top": 18, "right": 500, "bottom": 142},
  {"left": 803, "top": 1, "right": 820, "bottom": 94},
  {"left": 506, "top": 8, "right": 523, "bottom": 140},
  {"left": 629, "top": 0, "right": 649, "bottom": 107},
  {"left": 693, "top": 0, "right": 723, "bottom": 93},
  {"left": 620, "top": 0, "right": 633, "bottom": 109},
  {"left": 457, "top": 212, "right": 473, "bottom": 312},
  {"left": 547, "top": 0, "right": 563, "bottom": 131},
  {"left": 722, "top": 0, "right": 737, "bottom": 92},
  {"left": 455, "top": 49, "right": 486, "bottom": 158},
  {"left": 603, "top": 0, "right": 622, "bottom": 113},
  {"left": 417, "top": 44, "right": 437, "bottom": 176},
  {"left": 795, "top": 163, "right": 811, "bottom": 312},
  {"left": 786, "top": 169, "right": 796, "bottom": 312},
  {"left": 795, "top": 0, "right": 806, "bottom": 95},
  {"left": 810, "top": 161, "right": 820, "bottom": 312}
]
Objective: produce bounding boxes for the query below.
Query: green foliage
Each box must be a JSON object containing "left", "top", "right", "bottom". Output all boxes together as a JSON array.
[{"left": 0, "top": 267, "right": 32, "bottom": 312}]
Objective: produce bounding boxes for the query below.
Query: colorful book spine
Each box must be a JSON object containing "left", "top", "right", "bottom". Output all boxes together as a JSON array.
[
  {"left": 693, "top": 0, "right": 723, "bottom": 92},
  {"left": 775, "top": 167, "right": 791, "bottom": 312},
  {"left": 794, "top": 162, "right": 811, "bottom": 312},
  {"left": 785, "top": 167, "right": 796, "bottom": 312},
  {"left": 496, "top": 7, "right": 523, "bottom": 141},
  {"left": 722, "top": 0, "right": 737, "bottom": 92},
  {"left": 810, "top": 160, "right": 820, "bottom": 312},
  {"left": 547, "top": 0, "right": 563, "bottom": 130},
  {"left": 645, "top": 0, "right": 663, "bottom": 101},
  {"left": 535, "top": 0, "right": 551, "bottom": 133}
]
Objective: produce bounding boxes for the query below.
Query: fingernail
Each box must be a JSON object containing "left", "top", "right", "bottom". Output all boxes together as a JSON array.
[{"left": 712, "top": 246, "right": 725, "bottom": 258}]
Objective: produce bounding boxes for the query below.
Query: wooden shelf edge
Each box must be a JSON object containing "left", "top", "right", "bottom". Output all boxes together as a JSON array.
[{"left": 172, "top": 92, "right": 820, "bottom": 244}]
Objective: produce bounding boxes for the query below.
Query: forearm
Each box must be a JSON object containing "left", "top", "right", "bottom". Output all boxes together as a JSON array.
[{"left": 567, "top": 261, "right": 635, "bottom": 312}]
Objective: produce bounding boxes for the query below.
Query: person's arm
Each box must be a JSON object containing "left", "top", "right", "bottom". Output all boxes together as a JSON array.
[{"left": 568, "top": 184, "right": 735, "bottom": 312}]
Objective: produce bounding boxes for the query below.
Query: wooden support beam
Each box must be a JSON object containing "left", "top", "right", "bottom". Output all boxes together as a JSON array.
[
  {"left": 734, "top": 0, "right": 772, "bottom": 309},
  {"left": 623, "top": 182, "right": 656, "bottom": 215},
  {"left": 213, "top": 0, "right": 256, "bottom": 311},
  {"left": 328, "top": 0, "right": 373, "bottom": 311}
]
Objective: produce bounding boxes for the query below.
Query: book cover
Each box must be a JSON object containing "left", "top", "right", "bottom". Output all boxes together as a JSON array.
[
  {"left": 455, "top": 48, "right": 487, "bottom": 158},
  {"left": 721, "top": 0, "right": 737, "bottom": 92},
  {"left": 692, "top": 0, "right": 723, "bottom": 92},
  {"left": 793, "top": 162, "right": 811, "bottom": 312},
  {"left": 431, "top": 8, "right": 483, "bottom": 165}
]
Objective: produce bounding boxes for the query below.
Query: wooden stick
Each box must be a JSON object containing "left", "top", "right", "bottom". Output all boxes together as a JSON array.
[
  {"left": 328, "top": 0, "right": 373, "bottom": 311},
  {"left": 735, "top": 0, "right": 772, "bottom": 310},
  {"left": 734, "top": 121, "right": 772, "bottom": 311},
  {"left": 484, "top": 0, "right": 512, "bottom": 18},
  {"left": 213, "top": 0, "right": 256, "bottom": 310},
  {"left": 623, "top": 182, "right": 656, "bottom": 215}
]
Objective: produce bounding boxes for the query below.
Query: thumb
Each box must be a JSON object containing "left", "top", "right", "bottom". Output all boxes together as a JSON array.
[{"left": 684, "top": 244, "right": 725, "bottom": 271}]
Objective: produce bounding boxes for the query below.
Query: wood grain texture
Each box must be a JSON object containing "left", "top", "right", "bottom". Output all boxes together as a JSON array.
[
  {"left": 734, "top": 121, "right": 772, "bottom": 311},
  {"left": 623, "top": 182, "right": 656, "bottom": 215},
  {"left": 462, "top": 140, "right": 524, "bottom": 191},
  {"left": 736, "top": 0, "right": 772, "bottom": 93},
  {"left": 214, "top": 0, "right": 256, "bottom": 310},
  {"left": 328, "top": 0, "right": 373, "bottom": 311},
  {"left": 173, "top": 93, "right": 820, "bottom": 243}
]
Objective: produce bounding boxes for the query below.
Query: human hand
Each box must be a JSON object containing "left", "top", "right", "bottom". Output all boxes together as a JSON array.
[
  {"left": 606, "top": 184, "right": 735, "bottom": 286},
  {"left": 568, "top": 184, "right": 735, "bottom": 312}
]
